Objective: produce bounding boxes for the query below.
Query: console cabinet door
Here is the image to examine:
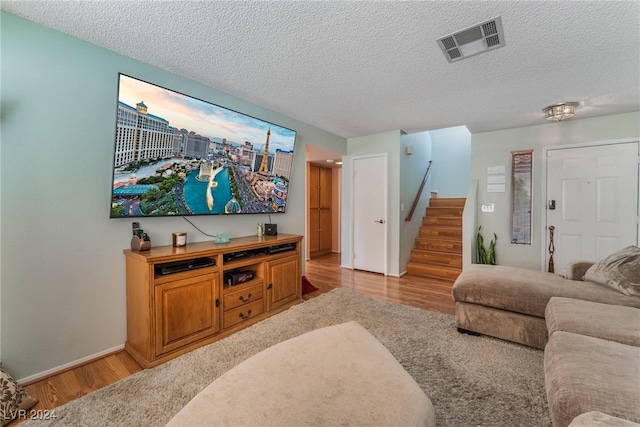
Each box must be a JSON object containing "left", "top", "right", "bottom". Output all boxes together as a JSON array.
[
  {"left": 154, "top": 273, "right": 220, "bottom": 356},
  {"left": 266, "top": 255, "right": 300, "bottom": 311}
]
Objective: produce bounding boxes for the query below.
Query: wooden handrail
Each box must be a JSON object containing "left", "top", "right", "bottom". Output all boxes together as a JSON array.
[{"left": 405, "top": 160, "right": 433, "bottom": 222}]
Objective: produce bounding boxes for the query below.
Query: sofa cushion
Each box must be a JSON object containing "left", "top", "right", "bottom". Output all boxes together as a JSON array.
[
  {"left": 545, "top": 297, "right": 640, "bottom": 346},
  {"left": 452, "top": 265, "right": 640, "bottom": 319},
  {"left": 584, "top": 246, "right": 640, "bottom": 297},
  {"left": 545, "top": 331, "right": 640, "bottom": 427}
]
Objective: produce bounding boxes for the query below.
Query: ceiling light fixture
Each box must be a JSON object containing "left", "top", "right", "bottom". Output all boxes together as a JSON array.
[{"left": 542, "top": 102, "right": 579, "bottom": 121}]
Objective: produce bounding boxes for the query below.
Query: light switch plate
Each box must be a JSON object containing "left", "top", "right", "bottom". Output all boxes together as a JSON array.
[{"left": 481, "top": 203, "right": 495, "bottom": 213}]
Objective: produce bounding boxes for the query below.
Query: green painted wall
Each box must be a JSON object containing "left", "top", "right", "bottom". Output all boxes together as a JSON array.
[
  {"left": 1, "top": 12, "right": 345, "bottom": 380},
  {"left": 429, "top": 126, "right": 471, "bottom": 197},
  {"left": 472, "top": 112, "right": 640, "bottom": 270}
]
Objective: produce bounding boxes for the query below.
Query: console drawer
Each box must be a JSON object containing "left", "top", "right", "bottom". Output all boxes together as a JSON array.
[
  {"left": 223, "top": 299, "right": 264, "bottom": 329},
  {"left": 223, "top": 284, "right": 264, "bottom": 311}
]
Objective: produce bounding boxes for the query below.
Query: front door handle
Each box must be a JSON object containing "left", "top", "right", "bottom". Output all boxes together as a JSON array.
[{"left": 374, "top": 219, "right": 385, "bottom": 224}]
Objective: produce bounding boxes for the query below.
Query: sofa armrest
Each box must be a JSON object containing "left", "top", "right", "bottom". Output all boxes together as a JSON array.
[{"left": 565, "top": 261, "right": 594, "bottom": 280}]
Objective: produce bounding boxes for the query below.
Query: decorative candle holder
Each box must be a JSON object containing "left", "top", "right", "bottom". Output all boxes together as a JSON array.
[{"left": 172, "top": 232, "right": 187, "bottom": 247}]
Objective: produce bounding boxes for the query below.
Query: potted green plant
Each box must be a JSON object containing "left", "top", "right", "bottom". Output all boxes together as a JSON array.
[{"left": 476, "top": 226, "right": 497, "bottom": 265}]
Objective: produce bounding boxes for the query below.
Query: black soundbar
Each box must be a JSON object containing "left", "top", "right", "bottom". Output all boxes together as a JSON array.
[{"left": 155, "top": 257, "right": 216, "bottom": 275}]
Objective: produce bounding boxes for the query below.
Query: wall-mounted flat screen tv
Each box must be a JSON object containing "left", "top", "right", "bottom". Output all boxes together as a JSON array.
[{"left": 110, "top": 74, "right": 297, "bottom": 218}]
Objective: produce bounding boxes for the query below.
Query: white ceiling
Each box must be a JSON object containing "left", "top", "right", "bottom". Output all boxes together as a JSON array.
[{"left": 3, "top": 1, "right": 639, "bottom": 139}]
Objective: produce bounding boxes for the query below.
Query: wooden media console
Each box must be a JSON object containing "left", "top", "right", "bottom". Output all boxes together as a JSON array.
[{"left": 123, "top": 234, "right": 303, "bottom": 368}]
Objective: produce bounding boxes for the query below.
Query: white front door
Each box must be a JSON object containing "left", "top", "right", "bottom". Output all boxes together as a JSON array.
[
  {"left": 352, "top": 154, "right": 387, "bottom": 274},
  {"left": 545, "top": 141, "right": 639, "bottom": 276}
]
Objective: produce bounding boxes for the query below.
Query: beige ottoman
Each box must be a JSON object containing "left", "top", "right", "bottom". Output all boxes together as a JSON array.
[{"left": 166, "top": 321, "right": 435, "bottom": 426}]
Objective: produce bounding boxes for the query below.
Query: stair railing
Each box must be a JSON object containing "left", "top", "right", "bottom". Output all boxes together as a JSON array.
[{"left": 405, "top": 160, "right": 433, "bottom": 222}]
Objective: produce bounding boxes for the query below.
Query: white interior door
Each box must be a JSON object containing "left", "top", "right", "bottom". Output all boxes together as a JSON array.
[
  {"left": 545, "top": 142, "right": 639, "bottom": 276},
  {"left": 352, "top": 154, "right": 387, "bottom": 274}
]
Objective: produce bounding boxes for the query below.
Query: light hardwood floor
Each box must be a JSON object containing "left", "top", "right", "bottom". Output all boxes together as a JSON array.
[
  {"left": 14, "top": 253, "right": 455, "bottom": 425},
  {"left": 303, "top": 253, "right": 456, "bottom": 315}
]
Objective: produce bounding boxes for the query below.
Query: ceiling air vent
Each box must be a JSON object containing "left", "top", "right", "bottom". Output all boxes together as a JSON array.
[{"left": 437, "top": 16, "right": 505, "bottom": 63}]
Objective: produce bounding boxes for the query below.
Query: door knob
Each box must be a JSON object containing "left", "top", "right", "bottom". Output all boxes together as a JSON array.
[{"left": 374, "top": 219, "right": 385, "bottom": 224}]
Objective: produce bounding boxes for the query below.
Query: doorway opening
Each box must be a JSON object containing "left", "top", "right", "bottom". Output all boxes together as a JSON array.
[{"left": 305, "top": 145, "right": 342, "bottom": 260}]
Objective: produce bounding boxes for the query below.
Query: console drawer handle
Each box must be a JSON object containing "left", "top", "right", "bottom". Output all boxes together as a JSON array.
[
  {"left": 239, "top": 309, "right": 252, "bottom": 319},
  {"left": 239, "top": 293, "right": 252, "bottom": 302}
]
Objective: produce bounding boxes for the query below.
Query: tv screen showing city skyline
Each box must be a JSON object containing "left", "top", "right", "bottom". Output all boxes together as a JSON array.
[{"left": 110, "top": 74, "right": 297, "bottom": 218}]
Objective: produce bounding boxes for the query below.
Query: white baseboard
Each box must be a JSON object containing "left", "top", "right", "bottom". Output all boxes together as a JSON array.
[
  {"left": 387, "top": 271, "right": 406, "bottom": 278},
  {"left": 340, "top": 265, "right": 405, "bottom": 277},
  {"left": 18, "top": 344, "right": 125, "bottom": 385}
]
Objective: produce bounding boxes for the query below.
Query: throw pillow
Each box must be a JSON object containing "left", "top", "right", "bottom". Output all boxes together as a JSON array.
[
  {"left": 1, "top": 362, "right": 38, "bottom": 426},
  {"left": 584, "top": 245, "right": 640, "bottom": 297}
]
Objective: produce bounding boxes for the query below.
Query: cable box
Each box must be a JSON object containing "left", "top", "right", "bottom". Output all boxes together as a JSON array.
[
  {"left": 225, "top": 270, "right": 255, "bottom": 286},
  {"left": 267, "top": 243, "right": 296, "bottom": 255},
  {"left": 155, "top": 257, "right": 216, "bottom": 275}
]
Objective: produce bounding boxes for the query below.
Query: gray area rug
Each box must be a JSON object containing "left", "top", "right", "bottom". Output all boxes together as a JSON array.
[{"left": 25, "top": 289, "right": 550, "bottom": 426}]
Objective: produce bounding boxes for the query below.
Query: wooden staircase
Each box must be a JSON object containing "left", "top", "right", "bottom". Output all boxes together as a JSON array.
[{"left": 406, "top": 198, "right": 465, "bottom": 281}]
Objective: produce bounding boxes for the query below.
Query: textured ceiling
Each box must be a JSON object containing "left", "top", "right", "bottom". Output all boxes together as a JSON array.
[{"left": 2, "top": 1, "right": 639, "bottom": 138}]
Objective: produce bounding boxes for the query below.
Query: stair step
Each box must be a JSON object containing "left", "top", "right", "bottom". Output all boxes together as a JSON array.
[
  {"left": 426, "top": 207, "right": 463, "bottom": 217},
  {"left": 407, "top": 197, "right": 464, "bottom": 279},
  {"left": 406, "top": 262, "right": 462, "bottom": 280},
  {"left": 414, "top": 238, "right": 462, "bottom": 253},
  {"left": 429, "top": 198, "right": 466, "bottom": 208},
  {"left": 418, "top": 226, "right": 462, "bottom": 239},
  {"left": 411, "top": 250, "right": 462, "bottom": 268},
  {"left": 423, "top": 216, "right": 462, "bottom": 226}
]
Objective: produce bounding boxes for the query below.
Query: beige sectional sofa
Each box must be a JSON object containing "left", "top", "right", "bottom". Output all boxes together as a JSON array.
[
  {"left": 544, "top": 297, "right": 640, "bottom": 426},
  {"left": 452, "top": 262, "right": 640, "bottom": 349},
  {"left": 452, "top": 245, "right": 640, "bottom": 426}
]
